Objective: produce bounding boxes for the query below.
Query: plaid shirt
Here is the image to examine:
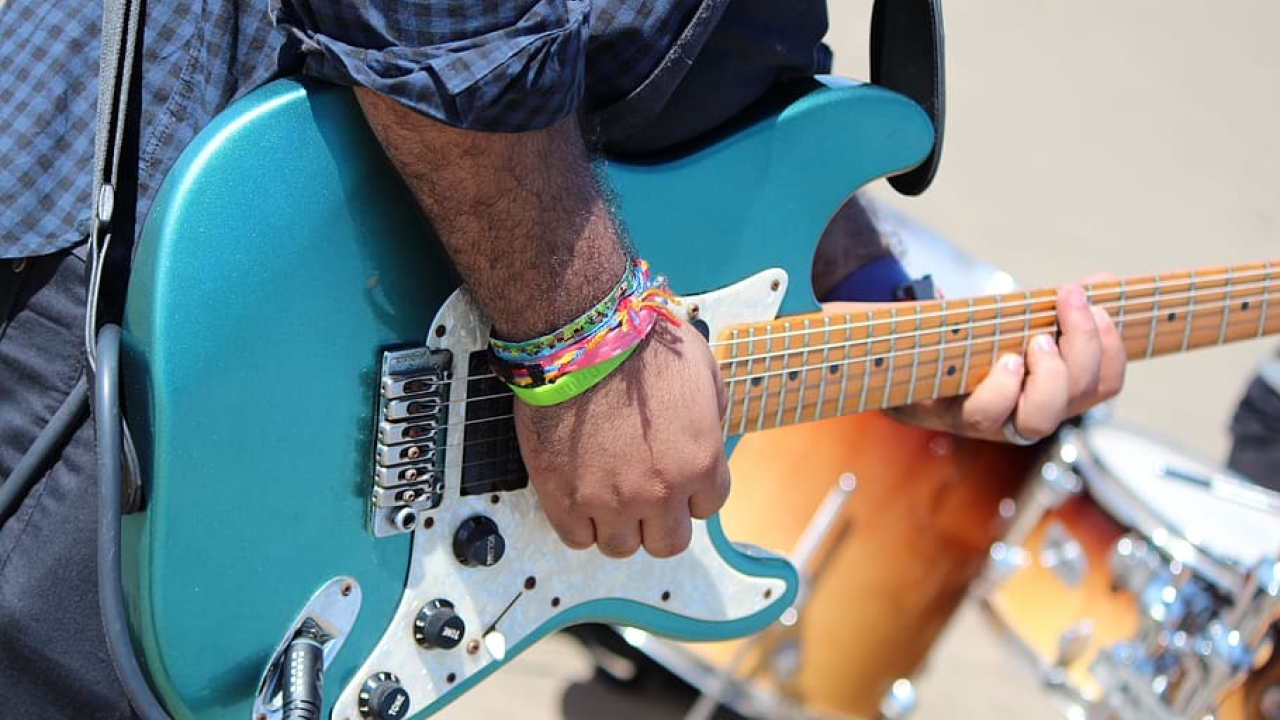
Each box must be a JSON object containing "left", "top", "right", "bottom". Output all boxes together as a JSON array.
[{"left": 0, "top": 0, "right": 710, "bottom": 258}]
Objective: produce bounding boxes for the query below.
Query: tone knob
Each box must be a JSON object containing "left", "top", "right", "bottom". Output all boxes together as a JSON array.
[
  {"left": 453, "top": 515, "right": 506, "bottom": 567},
  {"left": 358, "top": 672, "right": 410, "bottom": 720},
  {"left": 414, "top": 599, "right": 466, "bottom": 650}
]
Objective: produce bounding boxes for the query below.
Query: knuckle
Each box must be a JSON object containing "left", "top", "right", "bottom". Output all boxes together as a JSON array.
[
  {"left": 557, "top": 527, "right": 594, "bottom": 551},
  {"left": 595, "top": 528, "right": 641, "bottom": 558},
  {"left": 1073, "top": 375, "right": 1101, "bottom": 403},
  {"left": 646, "top": 530, "right": 691, "bottom": 559}
]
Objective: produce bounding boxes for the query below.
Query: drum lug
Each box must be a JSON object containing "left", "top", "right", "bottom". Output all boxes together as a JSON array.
[
  {"left": 1039, "top": 520, "right": 1088, "bottom": 589},
  {"left": 984, "top": 541, "right": 1030, "bottom": 586},
  {"left": 1108, "top": 533, "right": 1165, "bottom": 596},
  {"left": 1037, "top": 453, "right": 1084, "bottom": 509},
  {"left": 1054, "top": 620, "right": 1094, "bottom": 670}
]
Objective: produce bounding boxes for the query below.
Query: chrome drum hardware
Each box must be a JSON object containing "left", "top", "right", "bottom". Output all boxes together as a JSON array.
[{"left": 982, "top": 422, "right": 1280, "bottom": 720}]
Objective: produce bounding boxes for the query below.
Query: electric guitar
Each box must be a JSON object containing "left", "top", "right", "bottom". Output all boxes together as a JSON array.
[{"left": 119, "top": 76, "right": 1278, "bottom": 720}]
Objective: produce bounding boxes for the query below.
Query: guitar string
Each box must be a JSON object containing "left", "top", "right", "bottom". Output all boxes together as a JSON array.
[
  {"left": 454, "top": 273, "right": 1274, "bottom": 394},
  {"left": 426, "top": 298, "right": 1274, "bottom": 487},
  {"left": 447, "top": 286, "right": 1275, "bottom": 408},
  {"left": 393, "top": 274, "right": 1275, "bottom": 488},
  {"left": 705, "top": 270, "right": 1275, "bottom": 348}
]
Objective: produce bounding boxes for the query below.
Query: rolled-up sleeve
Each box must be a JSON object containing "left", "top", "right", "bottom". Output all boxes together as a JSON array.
[{"left": 271, "top": 0, "right": 587, "bottom": 132}]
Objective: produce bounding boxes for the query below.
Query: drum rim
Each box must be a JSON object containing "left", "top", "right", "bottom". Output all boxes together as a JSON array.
[{"left": 1070, "top": 420, "right": 1278, "bottom": 592}]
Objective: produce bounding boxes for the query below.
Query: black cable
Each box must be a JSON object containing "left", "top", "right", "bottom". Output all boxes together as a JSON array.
[
  {"left": 94, "top": 324, "right": 172, "bottom": 720},
  {"left": 0, "top": 374, "right": 89, "bottom": 525}
]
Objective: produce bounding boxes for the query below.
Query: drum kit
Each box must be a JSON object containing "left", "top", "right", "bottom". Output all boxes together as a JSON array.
[{"left": 600, "top": 205, "right": 1280, "bottom": 720}]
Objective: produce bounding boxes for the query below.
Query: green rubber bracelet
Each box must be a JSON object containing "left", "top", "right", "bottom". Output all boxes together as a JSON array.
[{"left": 508, "top": 345, "right": 638, "bottom": 407}]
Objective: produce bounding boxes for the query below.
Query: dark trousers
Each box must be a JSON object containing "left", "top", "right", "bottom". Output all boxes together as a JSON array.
[{"left": 0, "top": 250, "right": 136, "bottom": 719}]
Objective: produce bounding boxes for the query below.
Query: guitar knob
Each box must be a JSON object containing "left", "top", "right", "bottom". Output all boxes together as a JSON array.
[
  {"left": 358, "top": 672, "right": 410, "bottom": 720},
  {"left": 414, "top": 599, "right": 466, "bottom": 650},
  {"left": 453, "top": 515, "right": 505, "bottom": 567}
]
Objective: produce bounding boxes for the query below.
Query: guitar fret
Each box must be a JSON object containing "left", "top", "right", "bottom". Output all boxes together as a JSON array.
[
  {"left": 905, "top": 304, "right": 921, "bottom": 406},
  {"left": 815, "top": 314, "right": 831, "bottom": 422},
  {"left": 756, "top": 326, "right": 770, "bottom": 433},
  {"left": 1218, "top": 267, "right": 1231, "bottom": 348},
  {"left": 930, "top": 300, "right": 947, "bottom": 402},
  {"left": 723, "top": 328, "right": 740, "bottom": 438},
  {"left": 992, "top": 292, "right": 1004, "bottom": 378},
  {"left": 1022, "top": 290, "right": 1033, "bottom": 348},
  {"left": 793, "top": 318, "right": 808, "bottom": 427},
  {"left": 775, "top": 321, "right": 791, "bottom": 430},
  {"left": 959, "top": 297, "right": 975, "bottom": 399},
  {"left": 855, "top": 310, "right": 872, "bottom": 414},
  {"left": 1180, "top": 268, "right": 1196, "bottom": 352},
  {"left": 1260, "top": 260, "right": 1272, "bottom": 339},
  {"left": 737, "top": 327, "right": 754, "bottom": 436},
  {"left": 879, "top": 306, "right": 898, "bottom": 410},
  {"left": 1116, "top": 277, "right": 1127, "bottom": 339},
  {"left": 1146, "top": 277, "right": 1160, "bottom": 359}
]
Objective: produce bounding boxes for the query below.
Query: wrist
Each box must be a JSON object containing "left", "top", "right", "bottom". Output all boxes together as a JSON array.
[{"left": 490, "top": 258, "right": 678, "bottom": 406}]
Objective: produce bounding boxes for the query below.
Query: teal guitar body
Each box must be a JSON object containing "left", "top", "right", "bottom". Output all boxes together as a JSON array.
[{"left": 120, "top": 76, "right": 933, "bottom": 719}]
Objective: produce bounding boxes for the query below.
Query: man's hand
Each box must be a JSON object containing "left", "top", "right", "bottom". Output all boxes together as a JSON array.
[
  {"left": 514, "top": 320, "right": 731, "bottom": 559},
  {"left": 827, "top": 281, "right": 1127, "bottom": 442}
]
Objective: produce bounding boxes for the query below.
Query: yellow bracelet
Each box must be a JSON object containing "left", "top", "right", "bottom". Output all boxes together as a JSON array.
[{"left": 508, "top": 345, "right": 638, "bottom": 407}]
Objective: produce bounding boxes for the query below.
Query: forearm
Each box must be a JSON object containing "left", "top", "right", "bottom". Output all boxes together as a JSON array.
[{"left": 355, "top": 88, "right": 627, "bottom": 340}]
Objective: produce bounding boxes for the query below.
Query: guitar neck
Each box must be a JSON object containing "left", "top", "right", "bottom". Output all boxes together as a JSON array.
[{"left": 716, "top": 260, "right": 1279, "bottom": 435}]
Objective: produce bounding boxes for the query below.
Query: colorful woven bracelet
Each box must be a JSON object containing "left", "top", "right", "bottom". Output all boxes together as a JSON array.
[
  {"left": 488, "top": 264, "right": 634, "bottom": 362},
  {"left": 489, "top": 258, "right": 678, "bottom": 403},
  {"left": 508, "top": 344, "right": 638, "bottom": 407}
]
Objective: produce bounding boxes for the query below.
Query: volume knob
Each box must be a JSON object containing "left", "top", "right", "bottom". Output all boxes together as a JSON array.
[
  {"left": 358, "top": 672, "right": 410, "bottom": 720},
  {"left": 453, "top": 515, "right": 506, "bottom": 567},
  {"left": 414, "top": 599, "right": 466, "bottom": 650}
]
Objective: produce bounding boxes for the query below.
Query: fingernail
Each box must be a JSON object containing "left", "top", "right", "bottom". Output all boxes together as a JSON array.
[
  {"left": 1033, "top": 334, "right": 1056, "bottom": 353},
  {"left": 1001, "top": 353, "right": 1024, "bottom": 374}
]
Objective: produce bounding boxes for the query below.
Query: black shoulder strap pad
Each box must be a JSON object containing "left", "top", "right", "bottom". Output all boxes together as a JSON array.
[{"left": 870, "top": 0, "right": 946, "bottom": 196}]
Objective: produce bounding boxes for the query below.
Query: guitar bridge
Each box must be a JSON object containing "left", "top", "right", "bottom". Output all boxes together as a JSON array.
[{"left": 369, "top": 346, "right": 452, "bottom": 537}]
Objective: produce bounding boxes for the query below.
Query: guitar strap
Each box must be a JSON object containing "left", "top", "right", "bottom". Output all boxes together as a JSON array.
[
  {"left": 85, "top": 0, "right": 145, "bottom": 367},
  {"left": 870, "top": 0, "right": 946, "bottom": 196},
  {"left": 85, "top": 1, "right": 176, "bottom": 719}
]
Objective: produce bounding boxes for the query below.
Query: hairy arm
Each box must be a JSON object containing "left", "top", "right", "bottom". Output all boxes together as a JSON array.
[
  {"left": 354, "top": 88, "right": 626, "bottom": 339},
  {"left": 353, "top": 88, "right": 730, "bottom": 559}
]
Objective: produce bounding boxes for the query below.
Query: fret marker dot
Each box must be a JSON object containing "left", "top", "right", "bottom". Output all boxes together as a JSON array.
[
  {"left": 874, "top": 357, "right": 884, "bottom": 368},
  {"left": 1242, "top": 301, "right": 1251, "bottom": 311},
  {"left": 751, "top": 377, "right": 762, "bottom": 387},
  {"left": 946, "top": 365, "right": 957, "bottom": 377},
  {"left": 1167, "top": 312, "right": 1176, "bottom": 322},
  {"left": 828, "top": 365, "right": 840, "bottom": 375},
  {"left": 950, "top": 326, "right": 961, "bottom": 335},
  {"left": 787, "top": 370, "right": 799, "bottom": 381}
]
